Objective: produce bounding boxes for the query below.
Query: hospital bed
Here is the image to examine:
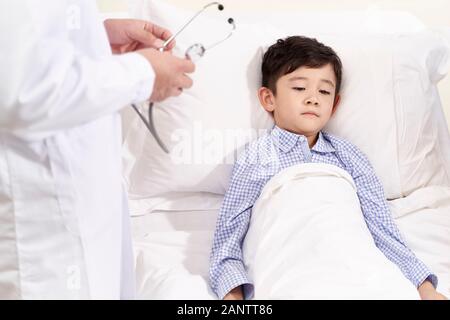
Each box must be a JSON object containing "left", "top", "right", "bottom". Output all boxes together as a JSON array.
[
  {"left": 130, "top": 186, "right": 450, "bottom": 299},
  {"left": 121, "top": 0, "right": 450, "bottom": 299}
]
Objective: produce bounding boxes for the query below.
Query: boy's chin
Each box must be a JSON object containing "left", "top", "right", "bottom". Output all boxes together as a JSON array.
[
  {"left": 277, "top": 122, "right": 321, "bottom": 136},
  {"left": 293, "top": 126, "right": 321, "bottom": 137}
]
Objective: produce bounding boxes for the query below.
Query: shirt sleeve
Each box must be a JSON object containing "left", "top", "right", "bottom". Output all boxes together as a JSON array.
[
  {"left": 347, "top": 146, "right": 438, "bottom": 289},
  {"left": 0, "top": 1, "right": 154, "bottom": 141},
  {"left": 209, "top": 148, "right": 266, "bottom": 300}
]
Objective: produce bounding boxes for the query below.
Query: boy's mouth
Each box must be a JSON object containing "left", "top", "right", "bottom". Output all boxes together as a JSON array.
[{"left": 301, "top": 112, "right": 319, "bottom": 117}]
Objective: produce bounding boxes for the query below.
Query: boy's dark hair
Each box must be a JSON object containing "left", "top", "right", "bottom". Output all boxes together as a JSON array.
[{"left": 262, "top": 36, "right": 343, "bottom": 95}]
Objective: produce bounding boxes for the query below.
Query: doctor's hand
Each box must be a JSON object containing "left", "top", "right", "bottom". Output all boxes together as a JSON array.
[
  {"left": 136, "top": 48, "right": 195, "bottom": 102},
  {"left": 104, "top": 19, "right": 175, "bottom": 54}
]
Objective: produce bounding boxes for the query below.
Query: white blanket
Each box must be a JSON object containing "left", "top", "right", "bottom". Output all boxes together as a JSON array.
[{"left": 243, "top": 163, "right": 419, "bottom": 299}]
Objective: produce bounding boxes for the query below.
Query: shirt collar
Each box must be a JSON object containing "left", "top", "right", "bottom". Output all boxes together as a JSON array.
[
  {"left": 312, "top": 131, "right": 336, "bottom": 154},
  {"left": 270, "top": 126, "right": 335, "bottom": 154}
]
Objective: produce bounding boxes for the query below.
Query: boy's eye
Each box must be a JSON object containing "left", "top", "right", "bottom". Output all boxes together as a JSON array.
[
  {"left": 319, "top": 90, "right": 331, "bottom": 95},
  {"left": 293, "top": 87, "right": 305, "bottom": 91}
]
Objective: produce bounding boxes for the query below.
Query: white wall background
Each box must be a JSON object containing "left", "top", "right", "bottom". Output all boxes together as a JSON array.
[{"left": 98, "top": 0, "right": 450, "bottom": 128}]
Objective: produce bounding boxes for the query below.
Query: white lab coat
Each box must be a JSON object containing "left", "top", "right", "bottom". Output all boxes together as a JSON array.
[{"left": 0, "top": 0, "right": 154, "bottom": 299}]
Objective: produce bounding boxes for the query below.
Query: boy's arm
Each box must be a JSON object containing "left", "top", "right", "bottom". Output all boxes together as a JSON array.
[
  {"left": 418, "top": 280, "right": 448, "bottom": 300},
  {"left": 223, "top": 286, "right": 244, "bottom": 300},
  {"left": 347, "top": 147, "right": 445, "bottom": 299},
  {"left": 210, "top": 204, "right": 253, "bottom": 300},
  {"left": 209, "top": 153, "right": 265, "bottom": 300}
]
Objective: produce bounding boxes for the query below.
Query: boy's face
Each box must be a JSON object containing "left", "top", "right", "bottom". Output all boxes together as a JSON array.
[{"left": 259, "top": 64, "right": 340, "bottom": 138}]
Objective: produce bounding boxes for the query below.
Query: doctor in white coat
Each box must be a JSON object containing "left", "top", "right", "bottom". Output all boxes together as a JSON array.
[{"left": 0, "top": 0, "right": 194, "bottom": 299}]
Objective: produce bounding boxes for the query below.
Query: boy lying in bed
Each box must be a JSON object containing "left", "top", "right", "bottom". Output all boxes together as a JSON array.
[{"left": 209, "top": 36, "right": 447, "bottom": 300}]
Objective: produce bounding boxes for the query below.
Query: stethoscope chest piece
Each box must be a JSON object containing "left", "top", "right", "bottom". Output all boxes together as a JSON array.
[{"left": 186, "top": 43, "right": 206, "bottom": 62}]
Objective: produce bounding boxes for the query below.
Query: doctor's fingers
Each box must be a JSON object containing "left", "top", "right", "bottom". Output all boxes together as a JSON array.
[
  {"left": 143, "top": 22, "right": 176, "bottom": 50},
  {"left": 175, "top": 74, "right": 193, "bottom": 90},
  {"left": 178, "top": 58, "right": 196, "bottom": 74},
  {"left": 129, "top": 20, "right": 174, "bottom": 49},
  {"left": 170, "top": 88, "right": 184, "bottom": 98}
]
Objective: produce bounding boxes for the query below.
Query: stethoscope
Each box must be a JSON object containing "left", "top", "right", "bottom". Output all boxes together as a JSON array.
[{"left": 131, "top": 2, "right": 236, "bottom": 153}]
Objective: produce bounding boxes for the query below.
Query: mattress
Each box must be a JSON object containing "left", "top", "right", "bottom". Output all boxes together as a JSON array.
[{"left": 131, "top": 186, "right": 450, "bottom": 299}]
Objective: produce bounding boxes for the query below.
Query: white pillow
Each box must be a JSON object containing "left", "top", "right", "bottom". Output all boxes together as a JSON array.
[
  {"left": 392, "top": 31, "right": 450, "bottom": 196},
  {"left": 324, "top": 31, "right": 450, "bottom": 199},
  {"left": 123, "top": 0, "right": 450, "bottom": 214}
]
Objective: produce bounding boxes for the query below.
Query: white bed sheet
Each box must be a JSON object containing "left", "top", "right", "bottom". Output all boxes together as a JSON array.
[
  {"left": 132, "top": 209, "right": 218, "bottom": 299},
  {"left": 132, "top": 186, "right": 450, "bottom": 299}
]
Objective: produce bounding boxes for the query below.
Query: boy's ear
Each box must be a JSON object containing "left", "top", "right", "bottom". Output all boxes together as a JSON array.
[
  {"left": 331, "top": 94, "right": 341, "bottom": 116},
  {"left": 258, "top": 87, "right": 276, "bottom": 112}
]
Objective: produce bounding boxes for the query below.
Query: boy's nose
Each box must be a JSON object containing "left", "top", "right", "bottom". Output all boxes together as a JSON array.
[{"left": 305, "top": 97, "right": 319, "bottom": 106}]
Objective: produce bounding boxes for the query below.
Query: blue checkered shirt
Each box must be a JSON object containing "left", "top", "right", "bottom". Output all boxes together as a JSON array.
[{"left": 209, "top": 125, "right": 437, "bottom": 299}]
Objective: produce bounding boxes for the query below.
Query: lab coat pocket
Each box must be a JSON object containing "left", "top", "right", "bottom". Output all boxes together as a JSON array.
[{"left": 45, "top": 138, "right": 82, "bottom": 237}]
